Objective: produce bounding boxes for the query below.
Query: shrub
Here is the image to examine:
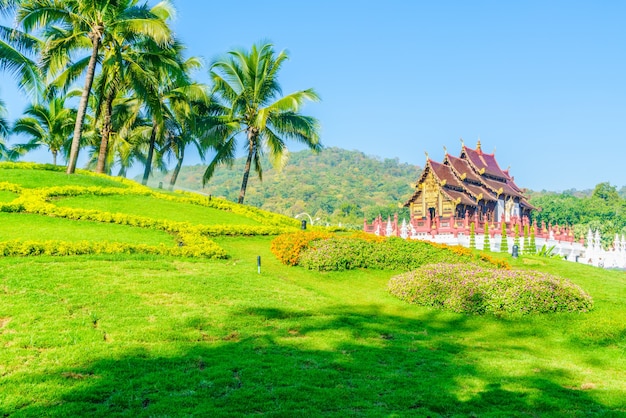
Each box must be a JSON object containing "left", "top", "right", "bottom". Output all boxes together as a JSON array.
[
  {"left": 483, "top": 223, "right": 491, "bottom": 252},
  {"left": 297, "top": 236, "right": 502, "bottom": 271},
  {"left": 270, "top": 231, "right": 333, "bottom": 266},
  {"left": 500, "top": 222, "right": 509, "bottom": 253},
  {"left": 388, "top": 263, "right": 594, "bottom": 316}
]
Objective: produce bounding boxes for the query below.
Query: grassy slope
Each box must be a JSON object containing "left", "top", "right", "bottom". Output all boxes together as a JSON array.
[{"left": 1, "top": 167, "right": 625, "bottom": 417}]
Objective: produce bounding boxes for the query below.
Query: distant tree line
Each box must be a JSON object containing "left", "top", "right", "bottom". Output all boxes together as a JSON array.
[{"left": 529, "top": 182, "right": 626, "bottom": 247}]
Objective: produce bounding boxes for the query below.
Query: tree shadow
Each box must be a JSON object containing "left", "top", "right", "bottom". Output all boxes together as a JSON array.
[{"left": 3, "top": 304, "right": 620, "bottom": 417}]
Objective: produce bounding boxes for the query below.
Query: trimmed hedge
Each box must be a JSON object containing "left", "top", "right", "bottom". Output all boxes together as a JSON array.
[
  {"left": 0, "top": 239, "right": 226, "bottom": 258},
  {"left": 388, "top": 263, "right": 594, "bottom": 315},
  {"left": 271, "top": 232, "right": 510, "bottom": 271},
  {"left": 0, "top": 164, "right": 305, "bottom": 259}
]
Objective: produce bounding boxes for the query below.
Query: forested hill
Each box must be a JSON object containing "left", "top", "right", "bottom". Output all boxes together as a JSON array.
[{"left": 149, "top": 147, "right": 420, "bottom": 226}]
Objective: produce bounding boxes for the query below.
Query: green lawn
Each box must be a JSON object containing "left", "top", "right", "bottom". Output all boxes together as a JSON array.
[
  {"left": 0, "top": 168, "right": 130, "bottom": 189},
  {"left": 1, "top": 238, "right": 625, "bottom": 417},
  {"left": 0, "top": 190, "right": 17, "bottom": 202},
  {"left": 0, "top": 212, "right": 176, "bottom": 246},
  {"left": 0, "top": 165, "right": 625, "bottom": 417},
  {"left": 55, "top": 194, "right": 263, "bottom": 226}
]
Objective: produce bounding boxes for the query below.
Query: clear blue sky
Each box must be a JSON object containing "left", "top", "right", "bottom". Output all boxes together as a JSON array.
[{"left": 2, "top": 1, "right": 625, "bottom": 191}]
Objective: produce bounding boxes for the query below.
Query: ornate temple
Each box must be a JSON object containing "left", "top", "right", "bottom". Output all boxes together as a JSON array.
[
  {"left": 364, "top": 139, "right": 588, "bottom": 261},
  {"left": 404, "top": 139, "right": 536, "bottom": 222}
]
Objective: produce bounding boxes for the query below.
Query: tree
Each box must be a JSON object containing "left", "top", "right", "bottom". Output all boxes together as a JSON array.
[
  {"left": 16, "top": 0, "right": 174, "bottom": 174},
  {"left": 483, "top": 222, "right": 490, "bottom": 252},
  {"left": 0, "top": 94, "right": 12, "bottom": 159},
  {"left": 204, "top": 41, "right": 321, "bottom": 204},
  {"left": 592, "top": 182, "right": 619, "bottom": 202},
  {"left": 0, "top": 1, "right": 42, "bottom": 98},
  {"left": 500, "top": 221, "right": 509, "bottom": 253},
  {"left": 12, "top": 92, "right": 77, "bottom": 165}
]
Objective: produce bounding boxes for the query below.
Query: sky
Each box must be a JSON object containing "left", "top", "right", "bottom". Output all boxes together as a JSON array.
[{"left": 2, "top": 1, "right": 625, "bottom": 192}]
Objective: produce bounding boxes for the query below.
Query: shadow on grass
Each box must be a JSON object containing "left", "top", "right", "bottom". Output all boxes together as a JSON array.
[{"left": 4, "top": 305, "right": 618, "bottom": 417}]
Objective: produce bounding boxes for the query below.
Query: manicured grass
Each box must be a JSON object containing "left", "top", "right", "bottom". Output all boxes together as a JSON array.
[
  {"left": 0, "top": 168, "right": 129, "bottom": 189},
  {"left": 54, "top": 194, "right": 262, "bottom": 226},
  {"left": 0, "top": 213, "right": 176, "bottom": 246},
  {"left": 1, "top": 237, "right": 625, "bottom": 416},
  {"left": 0, "top": 165, "right": 625, "bottom": 416},
  {"left": 0, "top": 190, "right": 17, "bottom": 202}
]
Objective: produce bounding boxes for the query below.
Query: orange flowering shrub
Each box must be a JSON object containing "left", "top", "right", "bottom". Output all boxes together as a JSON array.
[
  {"left": 270, "top": 231, "right": 333, "bottom": 266},
  {"left": 348, "top": 231, "right": 386, "bottom": 243}
]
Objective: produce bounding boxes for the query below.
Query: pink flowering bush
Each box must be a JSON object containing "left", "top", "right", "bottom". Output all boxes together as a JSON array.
[{"left": 388, "top": 263, "right": 594, "bottom": 315}]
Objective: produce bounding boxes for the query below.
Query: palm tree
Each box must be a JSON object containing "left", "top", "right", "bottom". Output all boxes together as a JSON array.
[
  {"left": 12, "top": 92, "right": 77, "bottom": 165},
  {"left": 204, "top": 41, "right": 321, "bottom": 204},
  {"left": 132, "top": 43, "right": 200, "bottom": 186},
  {"left": 0, "top": 1, "right": 42, "bottom": 97},
  {"left": 0, "top": 95, "right": 11, "bottom": 159},
  {"left": 16, "top": 0, "right": 174, "bottom": 174},
  {"left": 159, "top": 81, "right": 212, "bottom": 190}
]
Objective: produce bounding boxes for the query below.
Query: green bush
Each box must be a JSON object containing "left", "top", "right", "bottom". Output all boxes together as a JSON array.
[
  {"left": 388, "top": 263, "right": 594, "bottom": 316},
  {"left": 298, "top": 236, "right": 483, "bottom": 271}
]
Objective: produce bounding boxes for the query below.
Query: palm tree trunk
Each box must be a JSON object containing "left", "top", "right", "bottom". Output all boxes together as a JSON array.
[
  {"left": 95, "top": 90, "right": 114, "bottom": 173},
  {"left": 66, "top": 32, "right": 101, "bottom": 174},
  {"left": 142, "top": 119, "right": 158, "bottom": 185},
  {"left": 52, "top": 150, "right": 57, "bottom": 166},
  {"left": 238, "top": 131, "right": 256, "bottom": 204},
  {"left": 169, "top": 146, "right": 184, "bottom": 191}
]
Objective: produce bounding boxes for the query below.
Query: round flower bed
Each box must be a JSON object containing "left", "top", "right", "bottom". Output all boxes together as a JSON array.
[{"left": 388, "top": 263, "right": 593, "bottom": 315}]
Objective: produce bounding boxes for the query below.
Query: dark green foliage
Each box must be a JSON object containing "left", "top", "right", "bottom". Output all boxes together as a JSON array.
[
  {"left": 147, "top": 148, "right": 419, "bottom": 226},
  {"left": 529, "top": 182, "right": 626, "bottom": 246}
]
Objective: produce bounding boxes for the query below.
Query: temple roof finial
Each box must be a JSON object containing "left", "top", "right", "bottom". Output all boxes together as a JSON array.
[
  {"left": 424, "top": 151, "right": 429, "bottom": 160},
  {"left": 443, "top": 146, "right": 448, "bottom": 155},
  {"left": 476, "top": 137, "right": 481, "bottom": 151},
  {"left": 459, "top": 137, "right": 464, "bottom": 146}
]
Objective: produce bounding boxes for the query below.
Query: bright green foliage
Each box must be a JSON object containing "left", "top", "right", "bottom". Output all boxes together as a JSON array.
[
  {"left": 500, "top": 222, "right": 509, "bottom": 253},
  {"left": 483, "top": 222, "right": 491, "bottom": 252},
  {"left": 0, "top": 163, "right": 302, "bottom": 259},
  {"left": 388, "top": 263, "right": 594, "bottom": 315},
  {"left": 469, "top": 222, "right": 476, "bottom": 249},
  {"left": 0, "top": 166, "right": 625, "bottom": 416},
  {"left": 523, "top": 225, "right": 530, "bottom": 254},
  {"left": 205, "top": 41, "right": 321, "bottom": 204},
  {"left": 529, "top": 226, "right": 537, "bottom": 254},
  {"left": 513, "top": 223, "right": 521, "bottom": 251},
  {"left": 12, "top": 94, "right": 77, "bottom": 165},
  {"left": 296, "top": 236, "right": 504, "bottom": 271}
]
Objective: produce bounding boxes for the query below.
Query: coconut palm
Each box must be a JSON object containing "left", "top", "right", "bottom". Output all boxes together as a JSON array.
[
  {"left": 133, "top": 44, "right": 202, "bottom": 186},
  {"left": 0, "top": 1, "right": 42, "bottom": 97},
  {"left": 0, "top": 95, "right": 12, "bottom": 159},
  {"left": 12, "top": 92, "right": 77, "bottom": 165},
  {"left": 159, "top": 82, "right": 212, "bottom": 190},
  {"left": 204, "top": 41, "right": 321, "bottom": 204},
  {"left": 15, "top": 0, "right": 174, "bottom": 174}
]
